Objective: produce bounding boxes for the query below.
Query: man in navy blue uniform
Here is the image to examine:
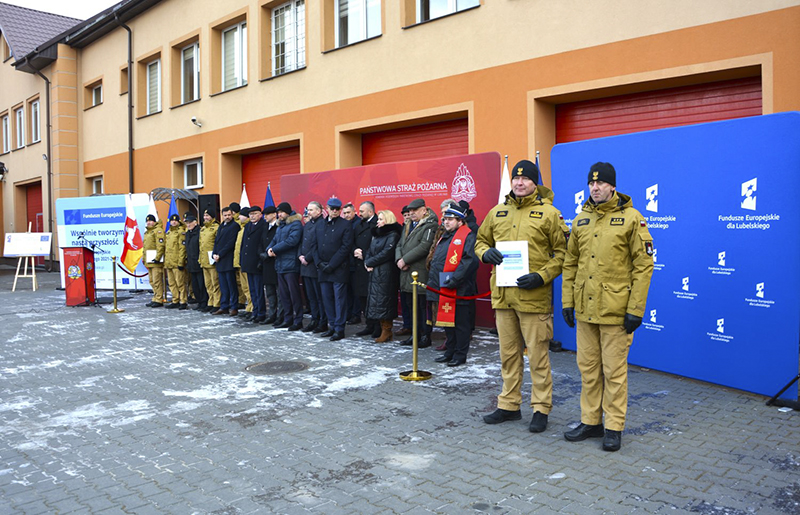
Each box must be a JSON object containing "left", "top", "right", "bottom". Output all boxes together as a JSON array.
[
  {"left": 268, "top": 202, "right": 304, "bottom": 331},
  {"left": 315, "top": 197, "right": 354, "bottom": 341},
  {"left": 240, "top": 206, "right": 268, "bottom": 323},
  {"left": 212, "top": 206, "right": 241, "bottom": 315}
]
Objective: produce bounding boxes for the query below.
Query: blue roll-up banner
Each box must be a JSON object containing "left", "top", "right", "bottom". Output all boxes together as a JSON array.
[{"left": 551, "top": 112, "right": 800, "bottom": 400}]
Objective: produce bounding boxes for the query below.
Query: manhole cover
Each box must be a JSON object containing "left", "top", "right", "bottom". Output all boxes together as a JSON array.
[{"left": 245, "top": 361, "right": 309, "bottom": 375}]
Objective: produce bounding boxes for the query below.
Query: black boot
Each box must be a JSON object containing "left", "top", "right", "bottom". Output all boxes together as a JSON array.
[{"left": 355, "top": 320, "right": 374, "bottom": 337}]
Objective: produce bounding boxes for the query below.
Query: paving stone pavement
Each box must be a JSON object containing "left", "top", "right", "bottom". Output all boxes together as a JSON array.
[{"left": 1, "top": 268, "right": 799, "bottom": 514}]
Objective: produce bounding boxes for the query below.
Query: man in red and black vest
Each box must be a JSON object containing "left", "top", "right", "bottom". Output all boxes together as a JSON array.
[{"left": 426, "top": 203, "right": 479, "bottom": 366}]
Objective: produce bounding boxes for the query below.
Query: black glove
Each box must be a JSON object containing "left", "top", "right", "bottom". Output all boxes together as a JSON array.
[
  {"left": 482, "top": 248, "right": 504, "bottom": 265},
  {"left": 178, "top": 266, "right": 184, "bottom": 271},
  {"left": 318, "top": 261, "right": 329, "bottom": 271},
  {"left": 623, "top": 313, "right": 642, "bottom": 334},
  {"left": 562, "top": 308, "right": 575, "bottom": 328},
  {"left": 259, "top": 252, "right": 268, "bottom": 261},
  {"left": 322, "top": 265, "right": 334, "bottom": 274},
  {"left": 441, "top": 277, "right": 454, "bottom": 289},
  {"left": 516, "top": 273, "right": 543, "bottom": 290}
]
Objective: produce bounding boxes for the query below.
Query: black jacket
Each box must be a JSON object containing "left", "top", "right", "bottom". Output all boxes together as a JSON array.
[
  {"left": 364, "top": 223, "right": 402, "bottom": 320},
  {"left": 185, "top": 225, "right": 202, "bottom": 274},
  {"left": 239, "top": 218, "right": 267, "bottom": 275},
  {"left": 426, "top": 226, "right": 478, "bottom": 305},
  {"left": 351, "top": 215, "right": 377, "bottom": 296},
  {"left": 213, "top": 220, "right": 240, "bottom": 273},
  {"left": 299, "top": 216, "right": 321, "bottom": 279},
  {"left": 261, "top": 220, "right": 279, "bottom": 285},
  {"left": 315, "top": 216, "right": 353, "bottom": 283}
]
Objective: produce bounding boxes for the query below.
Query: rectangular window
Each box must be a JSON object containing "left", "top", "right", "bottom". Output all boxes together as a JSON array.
[
  {"left": 1, "top": 116, "right": 9, "bottom": 153},
  {"left": 30, "top": 100, "right": 40, "bottom": 143},
  {"left": 272, "top": 1, "right": 305, "bottom": 76},
  {"left": 92, "top": 85, "right": 103, "bottom": 106},
  {"left": 120, "top": 66, "right": 129, "bottom": 95},
  {"left": 92, "top": 177, "right": 104, "bottom": 194},
  {"left": 181, "top": 42, "right": 200, "bottom": 103},
  {"left": 146, "top": 59, "right": 161, "bottom": 114},
  {"left": 184, "top": 159, "right": 203, "bottom": 189},
  {"left": 15, "top": 108, "right": 24, "bottom": 148},
  {"left": 417, "top": 0, "right": 478, "bottom": 23},
  {"left": 222, "top": 22, "right": 247, "bottom": 90},
  {"left": 336, "top": 0, "right": 380, "bottom": 47}
]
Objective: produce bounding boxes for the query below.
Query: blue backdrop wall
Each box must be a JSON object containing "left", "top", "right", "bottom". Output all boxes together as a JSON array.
[{"left": 551, "top": 112, "right": 800, "bottom": 399}]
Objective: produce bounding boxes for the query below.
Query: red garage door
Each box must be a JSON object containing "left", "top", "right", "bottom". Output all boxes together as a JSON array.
[
  {"left": 242, "top": 146, "right": 300, "bottom": 207},
  {"left": 362, "top": 118, "right": 468, "bottom": 165},
  {"left": 556, "top": 76, "right": 762, "bottom": 143},
  {"left": 26, "top": 182, "right": 43, "bottom": 264}
]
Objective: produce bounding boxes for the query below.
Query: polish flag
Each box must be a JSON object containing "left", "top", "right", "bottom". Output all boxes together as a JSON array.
[{"left": 120, "top": 194, "right": 144, "bottom": 273}]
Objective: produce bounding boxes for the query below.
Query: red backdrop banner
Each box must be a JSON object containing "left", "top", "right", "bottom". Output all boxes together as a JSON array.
[{"left": 281, "top": 152, "right": 503, "bottom": 327}]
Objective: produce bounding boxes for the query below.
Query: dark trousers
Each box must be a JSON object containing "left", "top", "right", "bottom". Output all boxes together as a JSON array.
[
  {"left": 346, "top": 281, "right": 356, "bottom": 319},
  {"left": 321, "top": 281, "right": 348, "bottom": 332},
  {"left": 444, "top": 301, "right": 473, "bottom": 362},
  {"left": 265, "top": 283, "right": 281, "bottom": 319},
  {"left": 401, "top": 291, "right": 413, "bottom": 329},
  {"left": 190, "top": 271, "right": 207, "bottom": 307},
  {"left": 218, "top": 270, "right": 238, "bottom": 310},
  {"left": 247, "top": 273, "right": 266, "bottom": 318},
  {"left": 304, "top": 276, "right": 325, "bottom": 322},
  {"left": 278, "top": 272, "right": 303, "bottom": 325}
]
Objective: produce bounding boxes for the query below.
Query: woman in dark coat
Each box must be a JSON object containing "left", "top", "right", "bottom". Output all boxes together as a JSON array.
[{"left": 364, "top": 210, "right": 402, "bottom": 342}]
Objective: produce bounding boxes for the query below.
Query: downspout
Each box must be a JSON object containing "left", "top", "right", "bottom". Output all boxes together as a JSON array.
[
  {"left": 34, "top": 69, "right": 54, "bottom": 270},
  {"left": 114, "top": 14, "right": 134, "bottom": 194}
]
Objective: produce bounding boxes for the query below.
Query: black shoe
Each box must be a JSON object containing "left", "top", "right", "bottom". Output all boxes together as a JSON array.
[
  {"left": 529, "top": 412, "right": 548, "bottom": 433},
  {"left": 603, "top": 430, "right": 622, "bottom": 452},
  {"left": 193, "top": 304, "right": 205, "bottom": 311},
  {"left": 187, "top": 297, "right": 197, "bottom": 304},
  {"left": 302, "top": 321, "right": 318, "bottom": 333},
  {"left": 346, "top": 316, "right": 361, "bottom": 325},
  {"left": 314, "top": 325, "right": 329, "bottom": 334},
  {"left": 330, "top": 331, "right": 345, "bottom": 341},
  {"left": 178, "top": 304, "right": 188, "bottom": 311},
  {"left": 202, "top": 306, "right": 215, "bottom": 313},
  {"left": 355, "top": 325, "right": 373, "bottom": 337},
  {"left": 274, "top": 321, "right": 291, "bottom": 329},
  {"left": 165, "top": 303, "right": 180, "bottom": 309},
  {"left": 287, "top": 324, "right": 303, "bottom": 331},
  {"left": 253, "top": 316, "right": 266, "bottom": 324},
  {"left": 243, "top": 313, "right": 253, "bottom": 321},
  {"left": 150, "top": 302, "right": 163, "bottom": 308},
  {"left": 399, "top": 336, "right": 413, "bottom": 346},
  {"left": 145, "top": 301, "right": 155, "bottom": 307},
  {"left": 446, "top": 359, "right": 465, "bottom": 367},
  {"left": 238, "top": 311, "right": 250, "bottom": 317},
  {"left": 564, "top": 423, "right": 605, "bottom": 442},
  {"left": 418, "top": 335, "right": 432, "bottom": 349},
  {"left": 320, "top": 329, "right": 335, "bottom": 338},
  {"left": 489, "top": 328, "right": 498, "bottom": 335},
  {"left": 549, "top": 339, "right": 563, "bottom": 352},
  {"left": 371, "top": 324, "right": 382, "bottom": 338},
  {"left": 263, "top": 316, "right": 276, "bottom": 325},
  {"left": 434, "top": 355, "right": 452, "bottom": 363},
  {"left": 483, "top": 408, "right": 522, "bottom": 425}
]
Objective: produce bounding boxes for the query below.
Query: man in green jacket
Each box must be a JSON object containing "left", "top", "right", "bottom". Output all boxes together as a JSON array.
[
  {"left": 475, "top": 160, "right": 566, "bottom": 433},
  {"left": 142, "top": 214, "right": 166, "bottom": 307},
  {"left": 561, "top": 162, "right": 654, "bottom": 452},
  {"left": 199, "top": 209, "right": 220, "bottom": 312},
  {"left": 164, "top": 214, "right": 188, "bottom": 310}
]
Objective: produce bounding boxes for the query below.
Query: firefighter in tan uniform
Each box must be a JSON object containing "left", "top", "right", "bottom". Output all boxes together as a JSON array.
[
  {"left": 233, "top": 208, "right": 252, "bottom": 316},
  {"left": 475, "top": 160, "right": 566, "bottom": 434},
  {"left": 164, "top": 214, "right": 188, "bottom": 310},
  {"left": 199, "top": 209, "right": 221, "bottom": 311},
  {"left": 142, "top": 214, "right": 166, "bottom": 307},
  {"left": 562, "top": 162, "right": 654, "bottom": 452}
]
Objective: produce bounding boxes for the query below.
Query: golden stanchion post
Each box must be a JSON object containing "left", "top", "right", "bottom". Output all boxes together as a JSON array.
[
  {"left": 400, "top": 271, "right": 432, "bottom": 381},
  {"left": 107, "top": 256, "right": 125, "bottom": 314}
]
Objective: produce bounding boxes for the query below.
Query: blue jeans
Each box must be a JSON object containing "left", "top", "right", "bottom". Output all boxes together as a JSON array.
[
  {"left": 321, "top": 281, "right": 348, "bottom": 332},
  {"left": 218, "top": 270, "right": 238, "bottom": 310}
]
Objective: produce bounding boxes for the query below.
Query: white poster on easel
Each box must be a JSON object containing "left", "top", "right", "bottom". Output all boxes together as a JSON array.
[{"left": 3, "top": 233, "right": 52, "bottom": 257}]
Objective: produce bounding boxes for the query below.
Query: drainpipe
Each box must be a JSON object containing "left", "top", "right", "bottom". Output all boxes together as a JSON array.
[
  {"left": 114, "top": 14, "right": 134, "bottom": 194},
  {"left": 34, "top": 69, "right": 54, "bottom": 270}
]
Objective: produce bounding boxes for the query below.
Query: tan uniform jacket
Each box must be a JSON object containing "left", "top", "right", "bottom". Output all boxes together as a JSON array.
[
  {"left": 561, "top": 191, "right": 654, "bottom": 325},
  {"left": 142, "top": 221, "right": 165, "bottom": 269},
  {"left": 233, "top": 218, "right": 247, "bottom": 269},
  {"left": 475, "top": 185, "right": 567, "bottom": 313},
  {"left": 199, "top": 220, "right": 219, "bottom": 269},
  {"left": 164, "top": 222, "right": 187, "bottom": 269}
]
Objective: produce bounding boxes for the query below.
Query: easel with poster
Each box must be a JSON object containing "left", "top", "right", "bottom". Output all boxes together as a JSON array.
[{"left": 2, "top": 223, "right": 53, "bottom": 291}]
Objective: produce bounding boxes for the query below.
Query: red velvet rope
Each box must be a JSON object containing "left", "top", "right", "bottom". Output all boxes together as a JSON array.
[
  {"left": 423, "top": 285, "right": 491, "bottom": 300},
  {"left": 117, "top": 262, "right": 150, "bottom": 278}
]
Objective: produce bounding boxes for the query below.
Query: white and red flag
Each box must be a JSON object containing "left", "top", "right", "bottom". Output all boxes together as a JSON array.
[{"left": 120, "top": 193, "right": 144, "bottom": 273}]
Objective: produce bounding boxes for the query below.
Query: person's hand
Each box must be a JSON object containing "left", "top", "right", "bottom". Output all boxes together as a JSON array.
[
  {"left": 268, "top": 249, "right": 276, "bottom": 257},
  {"left": 299, "top": 255, "right": 307, "bottom": 265},
  {"left": 212, "top": 254, "right": 220, "bottom": 262},
  {"left": 397, "top": 258, "right": 406, "bottom": 269},
  {"left": 365, "top": 266, "right": 373, "bottom": 272},
  {"left": 354, "top": 249, "right": 363, "bottom": 259},
  {"left": 623, "top": 313, "right": 642, "bottom": 334},
  {"left": 562, "top": 308, "right": 575, "bottom": 328},
  {"left": 178, "top": 266, "right": 184, "bottom": 271},
  {"left": 516, "top": 273, "right": 543, "bottom": 290},
  {"left": 482, "top": 248, "right": 504, "bottom": 265},
  {"left": 442, "top": 277, "right": 454, "bottom": 288}
]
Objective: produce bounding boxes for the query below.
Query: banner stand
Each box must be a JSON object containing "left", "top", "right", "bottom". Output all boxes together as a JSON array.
[{"left": 12, "top": 255, "right": 38, "bottom": 292}]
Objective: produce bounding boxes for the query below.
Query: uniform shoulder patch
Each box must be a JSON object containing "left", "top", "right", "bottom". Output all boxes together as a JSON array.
[
  {"left": 645, "top": 240, "right": 654, "bottom": 256},
  {"left": 640, "top": 220, "right": 647, "bottom": 228},
  {"left": 529, "top": 211, "right": 543, "bottom": 219},
  {"left": 496, "top": 210, "right": 508, "bottom": 218},
  {"left": 576, "top": 218, "right": 590, "bottom": 227},
  {"left": 610, "top": 217, "right": 624, "bottom": 226}
]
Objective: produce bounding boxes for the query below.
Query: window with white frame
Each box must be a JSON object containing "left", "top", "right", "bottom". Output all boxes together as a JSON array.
[
  {"left": 15, "top": 108, "right": 24, "bottom": 148},
  {"left": 146, "top": 59, "right": 161, "bottom": 115},
  {"left": 1, "top": 116, "right": 9, "bottom": 153},
  {"left": 92, "top": 85, "right": 103, "bottom": 106},
  {"left": 181, "top": 42, "right": 200, "bottom": 103},
  {"left": 31, "top": 101, "right": 40, "bottom": 143},
  {"left": 184, "top": 159, "right": 203, "bottom": 189},
  {"left": 222, "top": 22, "right": 247, "bottom": 91},
  {"left": 92, "top": 177, "right": 104, "bottom": 194},
  {"left": 272, "top": 0, "right": 305, "bottom": 76},
  {"left": 417, "top": 0, "right": 478, "bottom": 23},
  {"left": 335, "top": 0, "right": 380, "bottom": 48}
]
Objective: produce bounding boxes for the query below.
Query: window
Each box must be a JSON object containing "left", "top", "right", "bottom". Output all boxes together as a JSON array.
[
  {"left": 1, "top": 116, "right": 9, "bottom": 153},
  {"left": 416, "top": 0, "right": 478, "bottom": 23},
  {"left": 181, "top": 42, "right": 200, "bottom": 103},
  {"left": 184, "top": 159, "right": 203, "bottom": 189},
  {"left": 146, "top": 59, "right": 161, "bottom": 114},
  {"left": 92, "top": 177, "right": 104, "bottom": 194},
  {"left": 120, "top": 66, "right": 129, "bottom": 95},
  {"left": 30, "top": 101, "right": 40, "bottom": 143},
  {"left": 222, "top": 22, "right": 247, "bottom": 90},
  {"left": 335, "top": 0, "right": 380, "bottom": 47},
  {"left": 92, "top": 85, "right": 103, "bottom": 107},
  {"left": 15, "top": 108, "right": 24, "bottom": 148},
  {"left": 272, "top": 0, "right": 305, "bottom": 76}
]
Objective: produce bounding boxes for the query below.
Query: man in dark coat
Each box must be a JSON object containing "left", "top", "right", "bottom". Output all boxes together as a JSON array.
[
  {"left": 260, "top": 207, "right": 282, "bottom": 324},
  {"left": 212, "top": 206, "right": 241, "bottom": 315},
  {"left": 184, "top": 213, "right": 208, "bottom": 311},
  {"left": 299, "top": 201, "right": 327, "bottom": 333},
  {"left": 352, "top": 201, "right": 378, "bottom": 337},
  {"left": 240, "top": 206, "right": 268, "bottom": 323},
  {"left": 315, "top": 197, "right": 354, "bottom": 341},
  {"left": 268, "top": 202, "right": 304, "bottom": 330}
]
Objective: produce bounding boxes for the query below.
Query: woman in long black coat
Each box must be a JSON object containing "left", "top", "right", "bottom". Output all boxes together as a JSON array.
[{"left": 364, "top": 210, "right": 402, "bottom": 342}]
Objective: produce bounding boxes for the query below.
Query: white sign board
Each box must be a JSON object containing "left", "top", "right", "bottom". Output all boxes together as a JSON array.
[{"left": 3, "top": 233, "right": 53, "bottom": 257}]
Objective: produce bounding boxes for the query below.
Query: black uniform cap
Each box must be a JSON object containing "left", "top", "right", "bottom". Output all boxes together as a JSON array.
[
  {"left": 588, "top": 162, "right": 616, "bottom": 186},
  {"left": 511, "top": 160, "right": 540, "bottom": 184}
]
